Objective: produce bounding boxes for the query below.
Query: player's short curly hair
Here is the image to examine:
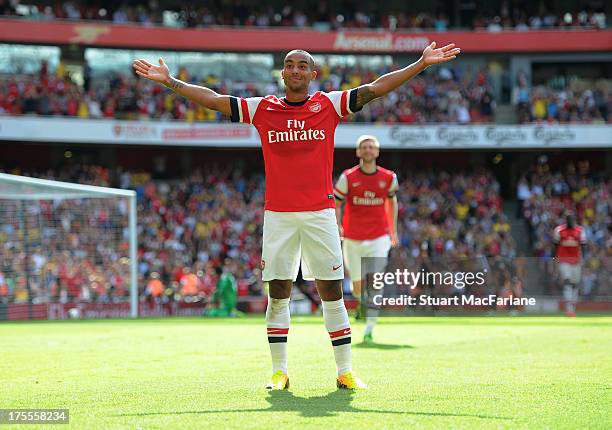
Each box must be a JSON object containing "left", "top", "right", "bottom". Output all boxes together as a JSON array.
[{"left": 284, "top": 49, "right": 316, "bottom": 70}]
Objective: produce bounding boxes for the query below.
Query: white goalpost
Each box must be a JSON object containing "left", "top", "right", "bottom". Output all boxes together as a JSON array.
[{"left": 0, "top": 173, "right": 138, "bottom": 318}]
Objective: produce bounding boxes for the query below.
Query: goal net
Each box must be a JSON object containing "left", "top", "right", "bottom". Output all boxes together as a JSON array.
[{"left": 0, "top": 173, "right": 138, "bottom": 319}]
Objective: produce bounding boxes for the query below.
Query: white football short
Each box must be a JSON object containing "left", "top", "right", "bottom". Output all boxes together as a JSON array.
[
  {"left": 261, "top": 208, "right": 344, "bottom": 282},
  {"left": 558, "top": 262, "right": 581, "bottom": 285},
  {"left": 342, "top": 234, "right": 392, "bottom": 281}
]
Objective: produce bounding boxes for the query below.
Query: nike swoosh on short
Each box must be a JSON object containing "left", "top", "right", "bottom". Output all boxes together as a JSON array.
[{"left": 332, "top": 264, "right": 342, "bottom": 271}]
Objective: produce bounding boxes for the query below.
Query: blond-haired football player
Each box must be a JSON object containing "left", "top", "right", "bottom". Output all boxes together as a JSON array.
[{"left": 335, "top": 135, "right": 398, "bottom": 343}]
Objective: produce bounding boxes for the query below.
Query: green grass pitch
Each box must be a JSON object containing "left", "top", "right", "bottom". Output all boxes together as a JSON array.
[{"left": 2, "top": 316, "right": 611, "bottom": 429}]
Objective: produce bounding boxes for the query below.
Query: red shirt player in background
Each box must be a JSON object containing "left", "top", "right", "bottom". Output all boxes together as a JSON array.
[
  {"left": 334, "top": 135, "right": 398, "bottom": 343},
  {"left": 553, "top": 213, "right": 587, "bottom": 317},
  {"left": 132, "top": 41, "right": 461, "bottom": 390}
]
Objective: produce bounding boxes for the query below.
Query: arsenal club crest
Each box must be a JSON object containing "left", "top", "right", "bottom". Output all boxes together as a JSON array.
[{"left": 308, "top": 102, "right": 321, "bottom": 113}]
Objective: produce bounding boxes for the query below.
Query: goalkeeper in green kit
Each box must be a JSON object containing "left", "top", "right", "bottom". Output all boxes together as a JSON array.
[{"left": 207, "top": 261, "right": 242, "bottom": 317}]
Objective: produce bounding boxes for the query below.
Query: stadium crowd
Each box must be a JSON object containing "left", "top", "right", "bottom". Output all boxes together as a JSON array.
[
  {"left": 391, "top": 169, "right": 521, "bottom": 304},
  {"left": 0, "top": 200, "right": 132, "bottom": 304},
  {"left": 7, "top": 59, "right": 612, "bottom": 125},
  {"left": 519, "top": 159, "right": 612, "bottom": 296},
  {"left": 0, "top": 164, "right": 520, "bottom": 304},
  {"left": 335, "top": 66, "right": 496, "bottom": 124},
  {"left": 472, "top": 9, "right": 606, "bottom": 31},
  {"left": 0, "top": 164, "right": 265, "bottom": 305},
  {"left": 1, "top": 1, "right": 606, "bottom": 30},
  {"left": 514, "top": 72, "right": 612, "bottom": 124},
  {"left": 396, "top": 170, "right": 511, "bottom": 258},
  {"left": 2, "top": 59, "right": 496, "bottom": 123}
]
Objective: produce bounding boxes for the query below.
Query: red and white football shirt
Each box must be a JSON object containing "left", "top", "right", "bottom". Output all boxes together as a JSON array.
[
  {"left": 334, "top": 165, "right": 398, "bottom": 240},
  {"left": 230, "top": 90, "right": 360, "bottom": 212},
  {"left": 553, "top": 224, "right": 586, "bottom": 264}
]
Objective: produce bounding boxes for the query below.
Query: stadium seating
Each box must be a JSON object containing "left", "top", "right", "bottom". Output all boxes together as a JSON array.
[
  {"left": 515, "top": 73, "right": 611, "bottom": 124},
  {"left": 0, "top": 165, "right": 516, "bottom": 304},
  {"left": 9, "top": 60, "right": 611, "bottom": 125},
  {"left": 1, "top": 2, "right": 606, "bottom": 30},
  {"left": 4, "top": 159, "right": 607, "bottom": 305},
  {"left": 519, "top": 160, "right": 611, "bottom": 296},
  {"left": 2, "top": 60, "right": 495, "bottom": 124}
]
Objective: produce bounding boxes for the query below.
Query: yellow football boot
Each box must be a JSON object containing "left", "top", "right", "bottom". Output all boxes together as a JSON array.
[
  {"left": 336, "top": 371, "right": 367, "bottom": 390},
  {"left": 265, "top": 370, "right": 290, "bottom": 390}
]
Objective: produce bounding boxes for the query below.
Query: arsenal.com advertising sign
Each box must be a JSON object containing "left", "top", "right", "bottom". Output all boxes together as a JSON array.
[
  {"left": 0, "top": 19, "right": 610, "bottom": 53},
  {"left": 333, "top": 33, "right": 430, "bottom": 52},
  {"left": 0, "top": 117, "right": 610, "bottom": 148}
]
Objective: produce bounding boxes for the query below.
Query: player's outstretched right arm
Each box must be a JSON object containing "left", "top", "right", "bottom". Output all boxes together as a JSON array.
[{"left": 132, "top": 57, "right": 231, "bottom": 116}]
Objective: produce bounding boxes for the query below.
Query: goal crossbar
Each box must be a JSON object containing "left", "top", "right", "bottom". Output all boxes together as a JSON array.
[{"left": 0, "top": 172, "right": 135, "bottom": 198}]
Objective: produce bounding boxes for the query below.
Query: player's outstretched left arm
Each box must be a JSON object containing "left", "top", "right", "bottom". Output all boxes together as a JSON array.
[{"left": 353, "top": 42, "right": 461, "bottom": 111}]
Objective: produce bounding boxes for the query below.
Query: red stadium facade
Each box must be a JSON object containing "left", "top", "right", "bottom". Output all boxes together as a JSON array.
[
  {"left": 1, "top": 19, "right": 611, "bottom": 53},
  {"left": 0, "top": 19, "right": 612, "bottom": 54}
]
